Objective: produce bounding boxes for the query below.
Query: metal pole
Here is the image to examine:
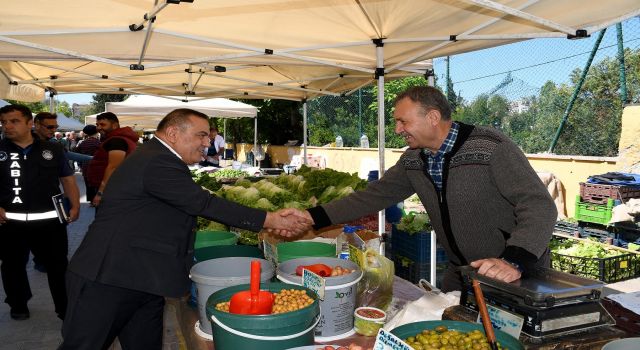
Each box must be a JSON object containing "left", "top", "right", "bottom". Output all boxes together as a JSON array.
[
  {"left": 48, "top": 89, "right": 55, "bottom": 113},
  {"left": 303, "top": 100, "right": 308, "bottom": 166},
  {"left": 616, "top": 23, "right": 629, "bottom": 104},
  {"left": 223, "top": 118, "right": 227, "bottom": 154},
  {"left": 254, "top": 117, "right": 258, "bottom": 167},
  {"left": 375, "top": 40, "right": 386, "bottom": 236},
  {"left": 548, "top": 29, "right": 606, "bottom": 153},
  {"left": 446, "top": 56, "right": 450, "bottom": 96},
  {"left": 358, "top": 89, "right": 362, "bottom": 136}
]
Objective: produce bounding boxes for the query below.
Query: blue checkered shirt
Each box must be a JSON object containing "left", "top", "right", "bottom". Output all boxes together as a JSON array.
[{"left": 422, "top": 122, "right": 459, "bottom": 191}]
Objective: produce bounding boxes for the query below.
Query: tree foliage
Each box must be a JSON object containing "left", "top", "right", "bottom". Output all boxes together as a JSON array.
[
  {"left": 5, "top": 98, "right": 74, "bottom": 118},
  {"left": 87, "top": 93, "right": 128, "bottom": 115}
]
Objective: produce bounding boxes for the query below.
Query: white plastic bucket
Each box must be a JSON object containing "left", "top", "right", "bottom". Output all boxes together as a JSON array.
[
  {"left": 602, "top": 338, "right": 640, "bottom": 350},
  {"left": 276, "top": 257, "right": 362, "bottom": 342},
  {"left": 189, "top": 257, "right": 274, "bottom": 336}
]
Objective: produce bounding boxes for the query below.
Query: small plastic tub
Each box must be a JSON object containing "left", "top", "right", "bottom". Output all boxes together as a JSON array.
[{"left": 354, "top": 306, "right": 386, "bottom": 336}]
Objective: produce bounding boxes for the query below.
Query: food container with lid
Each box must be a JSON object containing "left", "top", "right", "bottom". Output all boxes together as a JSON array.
[{"left": 353, "top": 306, "right": 386, "bottom": 336}]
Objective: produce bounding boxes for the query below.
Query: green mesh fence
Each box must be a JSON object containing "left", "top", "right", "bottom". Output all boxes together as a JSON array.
[{"left": 307, "top": 18, "right": 640, "bottom": 156}]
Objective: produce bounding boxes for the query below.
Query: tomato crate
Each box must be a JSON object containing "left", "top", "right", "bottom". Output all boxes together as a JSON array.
[
  {"left": 575, "top": 195, "right": 614, "bottom": 226},
  {"left": 550, "top": 236, "right": 640, "bottom": 283},
  {"left": 579, "top": 182, "right": 640, "bottom": 205}
]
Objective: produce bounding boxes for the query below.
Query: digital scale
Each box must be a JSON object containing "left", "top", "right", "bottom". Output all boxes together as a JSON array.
[{"left": 460, "top": 266, "right": 615, "bottom": 340}]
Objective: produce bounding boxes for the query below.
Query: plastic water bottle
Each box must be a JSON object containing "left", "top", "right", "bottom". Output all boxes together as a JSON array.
[
  {"left": 335, "top": 135, "right": 343, "bottom": 147},
  {"left": 359, "top": 134, "right": 369, "bottom": 148},
  {"left": 338, "top": 225, "right": 357, "bottom": 260}
]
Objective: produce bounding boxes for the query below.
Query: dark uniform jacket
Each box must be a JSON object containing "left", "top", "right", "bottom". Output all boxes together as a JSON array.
[
  {"left": 69, "top": 138, "right": 267, "bottom": 297},
  {"left": 0, "top": 137, "right": 68, "bottom": 213}
]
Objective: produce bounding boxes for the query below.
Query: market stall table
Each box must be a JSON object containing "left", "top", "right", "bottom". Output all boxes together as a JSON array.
[
  {"left": 442, "top": 305, "right": 627, "bottom": 349},
  {"left": 175, "top": 276, "right": 427, "bottom": 349}
]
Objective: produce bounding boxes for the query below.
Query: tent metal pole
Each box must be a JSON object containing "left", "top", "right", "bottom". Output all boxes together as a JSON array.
[
  {"left": 200, "top": 71, "right": 342, "bottom": 96},
  {"left": 463, "top": 0, "right": 576, "bottom": 35},
  {"left": 375, "top": 40, "right": 386, "bottom": 237},
  {"left": 587, "top": 10, "right": 640, "bottom": 33},
  {"left": 223, "top": 119, "right": 227, "bottom": 148},
  {"left": 548, "top": 29, "right": 606, "bottom": 153},
  {"left": 616, "top": 23, "right": 629, "bottom": 104},
  {"left": 384, "top": 31, "right": 563, "bottom": 43},
  {"left": 344, "top": 79, "right": 375, "bottom": 96},
  {"left": 22, "top": 61, "right": 185, "bottom": 94},
  {"left": 254, "top": 117, "right": 258, "bottom": 167},
  {"left": 0, "top": 35, "right": 129, "bottom": 67},
  {"left": 386, "top": 0, "right": 539, "bottom": 73},
  {"left": 49, "top": 91, "right": 55, "bottom": 113},
  {"left": 144, "top": 51, "right": 266, "bottom": 69},
  {"left": 303, "top": 100, "right": 308, "bottom": 166},
  {"left": 136, "top": 13, "right": 156, "bottom": 67},
  {"left": 14, "top": 62, "right": 47, "bottom": 90}
]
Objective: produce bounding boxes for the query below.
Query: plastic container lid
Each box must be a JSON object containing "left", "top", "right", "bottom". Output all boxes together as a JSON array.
[
  {"left": 343, "top": 225, "right": 357, "bottom": 233},
  {"left": 276, "top": 241, "right": 336, "bottom": 262},
  {"left": 194, "top": 230, "right": 238, "bottom": 249}
]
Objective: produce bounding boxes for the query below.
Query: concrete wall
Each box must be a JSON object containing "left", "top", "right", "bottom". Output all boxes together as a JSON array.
[
  {"left": 226, "top": 105, "right": 640, "bottom": 219},
  {"left": 617, "top": 104, "right": 640, "bottom": 174}
]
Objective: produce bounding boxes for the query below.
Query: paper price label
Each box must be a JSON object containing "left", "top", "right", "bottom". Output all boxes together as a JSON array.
[
  {"left": 302, "top": 269, "right": 325, "bottom": 300},
  {"left": 476, "top": 304, "right": 524, "bottom": 339},
  {"left": 263, "top": 241, "right": 278, "bottom": 266},
  {"left": 373, "top": 328, "right": 412, "bottom": 350}
]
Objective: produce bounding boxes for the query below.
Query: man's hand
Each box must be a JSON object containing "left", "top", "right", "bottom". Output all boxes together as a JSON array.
[
  {"left": 264, "top": 208, "right": 314, "bottom": 238},
  {"left": 68, "top": 206, "right": 80, "bottom": 222},
  {"left": 91, "top": 195, "right": 102, "bottom": 207},
  {"left": 0, "top": 207, "right": 6, "bottom": 225},
  {"left": 470, "top": 258, "right": 521, "bottom": 283}
]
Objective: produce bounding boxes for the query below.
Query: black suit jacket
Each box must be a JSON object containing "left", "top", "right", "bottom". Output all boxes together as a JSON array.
[{"left": 69, "top": 138, "right": 266, "bottom": 297}]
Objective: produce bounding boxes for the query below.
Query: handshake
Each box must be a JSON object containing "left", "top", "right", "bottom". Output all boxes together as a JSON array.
[{"left": 263, "top": 208, "right": 315, "bottom": 238}]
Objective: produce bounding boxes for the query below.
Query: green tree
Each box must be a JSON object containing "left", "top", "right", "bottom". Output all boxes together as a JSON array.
[
  {"left": 87, "top": 93, "right": 128, "bottom": 115},
  {"left": 5, "top": 98, "right": 75, "bottom": 119},
  {"left": 455, "top": 94, "right": 509, "bottom": 129},
  {"left": 369, "top": 76, "right": 431, "bottom": 148}
]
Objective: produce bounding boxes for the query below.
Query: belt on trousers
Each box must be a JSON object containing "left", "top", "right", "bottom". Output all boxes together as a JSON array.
[{"left": 5, "top": 210, "right": 58, "bottom": 221}]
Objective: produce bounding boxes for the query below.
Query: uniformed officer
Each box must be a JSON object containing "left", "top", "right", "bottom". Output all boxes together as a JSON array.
[{"left": 0, "top": 104, "right": 80, "bottom": 321}]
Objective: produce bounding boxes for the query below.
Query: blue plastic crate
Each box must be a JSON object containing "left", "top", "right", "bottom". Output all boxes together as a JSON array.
[
  {"left": 392, "top": 224, "right": 448, "bottom": 263},
  {"left": 390, "top": 252, "right": 448, "bottom": 286}
]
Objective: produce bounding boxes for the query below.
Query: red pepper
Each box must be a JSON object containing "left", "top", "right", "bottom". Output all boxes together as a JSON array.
[{"left": 295, "top": 264, "right": 333, "bottom": 277}]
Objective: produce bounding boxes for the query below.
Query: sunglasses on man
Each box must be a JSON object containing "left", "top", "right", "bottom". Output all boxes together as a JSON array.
[{"left": 44, "top": 125, "right": 60, "bottom": 130}]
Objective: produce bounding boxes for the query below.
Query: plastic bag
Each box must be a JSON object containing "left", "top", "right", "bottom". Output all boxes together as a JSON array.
[{"left": 350, "top": 246, "right": 394, "bottom": 311}]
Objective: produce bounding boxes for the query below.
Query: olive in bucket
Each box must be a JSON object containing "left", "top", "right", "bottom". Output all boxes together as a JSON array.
[{"left": 354, "top": 306, "right": 386, "bottom": 336}]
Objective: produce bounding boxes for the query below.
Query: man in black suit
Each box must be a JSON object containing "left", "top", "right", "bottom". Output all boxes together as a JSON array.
[{"left": 59, "top": 108, "right": 311, "bottom": 349}]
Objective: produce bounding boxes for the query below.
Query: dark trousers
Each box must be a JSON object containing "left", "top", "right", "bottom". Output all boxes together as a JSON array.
[
  {"left": 84, "top": 177, "right": 98, "bottom": 203},
  {"left": 0, "top": 218, "right": 68, "bottom": 315},
  {"left": 60, "top": 272, "right": 165, "bottom": 350}
]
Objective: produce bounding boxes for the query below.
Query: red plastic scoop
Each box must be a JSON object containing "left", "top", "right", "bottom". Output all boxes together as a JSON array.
[{"left": 229, "top": 260, "right": 274, "bottom": 315}]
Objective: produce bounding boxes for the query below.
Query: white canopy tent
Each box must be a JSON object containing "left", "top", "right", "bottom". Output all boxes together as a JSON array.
[
  {"left": 105, "top": 95, "right": 258, "bottom": 119},
  {"left": 86, "top": 95, "right": 258, "bottom": 138},
  {"left": 55, "top": 112, "right": 84, "bottom": 131},
  {"left": 1, "top": 1, "right": 637, "bottom": 238}
]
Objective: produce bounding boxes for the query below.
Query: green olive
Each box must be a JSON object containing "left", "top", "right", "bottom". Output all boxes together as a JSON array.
[
  {"left": 434, "top": 325, "right": 448, "bottom": 333},
  {"left": 403, "top": 328, "right": 508, "bottom": 350}
]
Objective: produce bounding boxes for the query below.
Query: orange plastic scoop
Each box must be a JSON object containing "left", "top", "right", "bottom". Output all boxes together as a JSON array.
[{"left": 229, "top": 260, "right": 274, "bottom": 315}]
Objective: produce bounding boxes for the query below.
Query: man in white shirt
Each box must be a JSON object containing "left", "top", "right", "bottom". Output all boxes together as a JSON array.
[{"left": 202, "top": 125, "right": 225, "bottom": 166}]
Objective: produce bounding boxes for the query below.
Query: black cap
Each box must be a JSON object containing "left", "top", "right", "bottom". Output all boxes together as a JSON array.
[{"left": 82, "top": 125, "right": 98, "bottom": 135}]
